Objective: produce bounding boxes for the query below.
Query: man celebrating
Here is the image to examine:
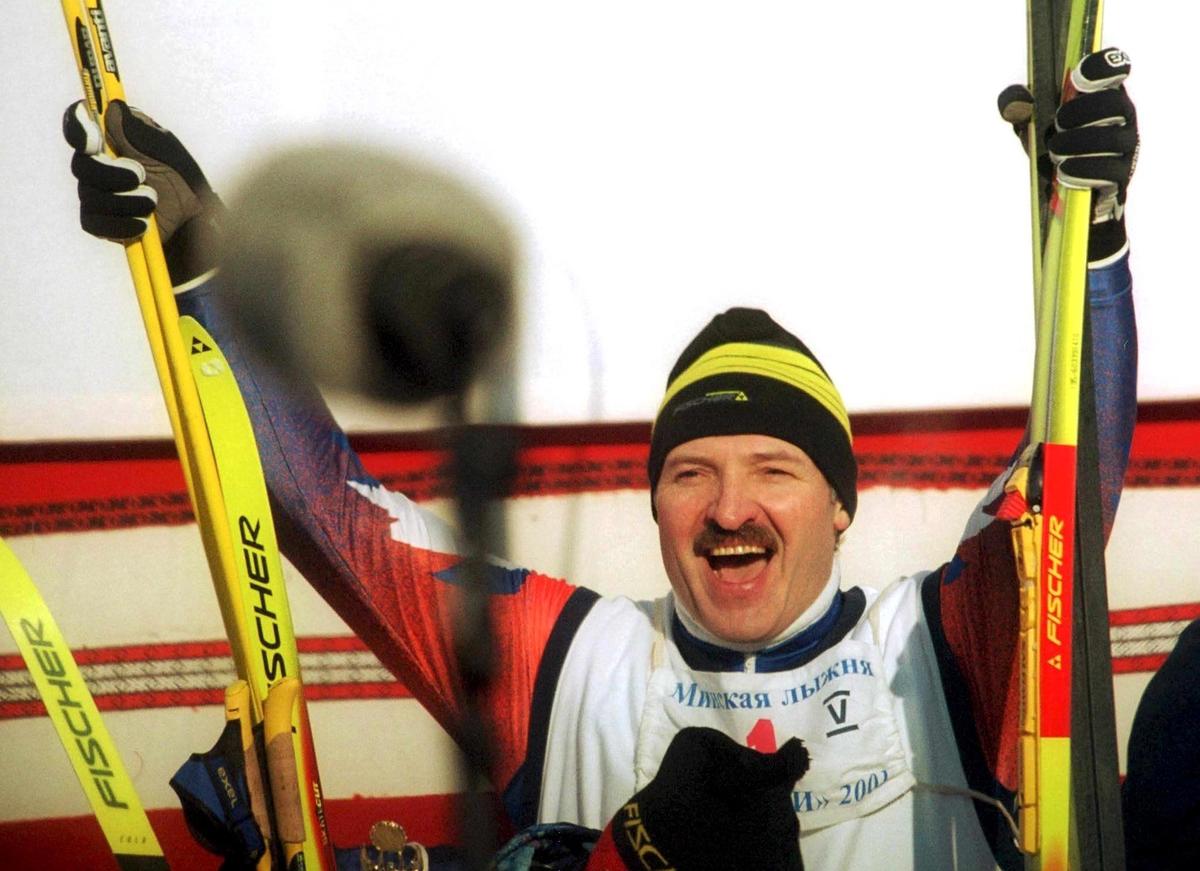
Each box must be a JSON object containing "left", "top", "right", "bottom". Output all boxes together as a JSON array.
[{"left": 62, "top": 47, "right": 1138, "bottom": 870}]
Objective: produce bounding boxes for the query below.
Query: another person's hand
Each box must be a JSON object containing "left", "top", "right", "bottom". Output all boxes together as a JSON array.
[
  {"left": 997, "top": 47, "right": 1138, "bottom": 264},
  {"left": 589, "top": 726, "right": 809, "bottom": 870},
  {"left": 62, "top": 99, "right": 222, "bottom": 284}
]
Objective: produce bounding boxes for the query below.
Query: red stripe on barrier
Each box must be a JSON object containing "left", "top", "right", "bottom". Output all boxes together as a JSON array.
[
  {"left": 70, "top": 639, "right": 235, "bottom": 665},
  {"left": 2, "top": 637, "right": 1185, "bottom": 723},
  {"left": 3, "top": 401, "right": 1198, "bottom": 536},
  {"left": 71, "top": 635, "right": 374, "bottom": 664},
  {"left": 297, "top": 635, "right": 373, "bottom": 654},
  {"left": 2, "top": 635, "right": 376, "bottom": 670},
  {"left": 1108, "top": 602, "right": 1200, "bottom": 627},
  {"left": 1112, "top": 654, "right": 1169, "bottom": 674},
  {"left": 0, "top": 634, "right": 389, "bottom": 671},
  {"left": 4, "top": 599, "right": 1197, "bottom": 722},
  {"left": 305, "top": 681, "right": 411, "bottom": 702},
  {"left": 0, "top": 678, "right": 416, "bottom": 720}
]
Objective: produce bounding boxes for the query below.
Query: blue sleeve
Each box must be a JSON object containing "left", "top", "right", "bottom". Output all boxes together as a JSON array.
[
  {"left": 1087, "top": 250, "right": 1136, "bottom": 539},
  {"left": 175, "top": 279, "right": 383, "bottom": 604}
]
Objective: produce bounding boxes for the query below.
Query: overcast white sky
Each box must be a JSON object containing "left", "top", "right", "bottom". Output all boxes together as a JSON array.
[{"left": 2, "top": 1, "right": 1193, "bottom": 440}]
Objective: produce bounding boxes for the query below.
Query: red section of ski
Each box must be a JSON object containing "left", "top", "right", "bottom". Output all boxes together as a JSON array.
[{"left": 1039, "top": 443, "right": 1076, "bottom": 738}]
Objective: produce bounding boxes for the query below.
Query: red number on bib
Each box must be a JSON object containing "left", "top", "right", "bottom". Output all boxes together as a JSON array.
[{"left": 746, "top": 718, "right": 778, "bottom": 753}]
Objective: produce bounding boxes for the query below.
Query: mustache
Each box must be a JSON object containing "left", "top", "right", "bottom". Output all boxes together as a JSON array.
[{"left": 693, "top": 521, "right": 778, "bottom": 556}]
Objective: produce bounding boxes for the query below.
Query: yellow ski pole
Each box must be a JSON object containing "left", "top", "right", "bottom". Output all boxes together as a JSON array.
[{"left": 58, "top": 0, "right": 257, "bottom": 693}]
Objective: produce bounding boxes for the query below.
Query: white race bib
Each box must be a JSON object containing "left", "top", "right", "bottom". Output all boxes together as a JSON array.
[{"left": 634, "top": 607, "right": 915, "bottom": 830}]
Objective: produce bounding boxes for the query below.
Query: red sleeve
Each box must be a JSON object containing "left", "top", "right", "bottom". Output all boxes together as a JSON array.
[
  {"left": 936, "top": 518, "right": 1022, "bottom": 793},
  {"left": 287, "top": 489, "right": 579, "bottom": 796},
  {"left": 268, "top": 416, "right": 580, "bottom": 797}
]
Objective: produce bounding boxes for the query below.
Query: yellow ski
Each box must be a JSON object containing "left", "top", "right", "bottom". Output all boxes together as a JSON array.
[
  {"left": 182, "top": 316, "right": 333, "bottom": 869},
  {"left": 1010, "top": 1, "right": 1106, "bottom": 868},
  {"left": 0, "top": 537, "right": 168, "bottom": 870}
]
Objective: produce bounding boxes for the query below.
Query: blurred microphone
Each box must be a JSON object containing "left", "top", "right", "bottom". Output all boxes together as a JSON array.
[
  {"left": 219, "top": 143, "right": 517, "bottom": 406},
  {"left": 219, "top": 143, "right": 519, "bottom": 868}
]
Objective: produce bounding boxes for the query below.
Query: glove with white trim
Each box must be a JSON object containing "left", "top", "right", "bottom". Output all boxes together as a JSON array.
[
  {"left": 62, "top": 99, "right": 223, "bottom": 285},
  {"left": 997, "top": 47, "right": 1138, "bottom": 264}
]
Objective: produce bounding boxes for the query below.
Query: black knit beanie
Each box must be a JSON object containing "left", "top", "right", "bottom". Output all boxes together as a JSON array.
[{"left": 648, "top": 308, "right": 857, "bottom": 520}]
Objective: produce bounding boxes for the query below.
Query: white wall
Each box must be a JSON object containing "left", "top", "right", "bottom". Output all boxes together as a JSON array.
[{"left": 1, "top": 1, "right": 1194, "bottom": 441}]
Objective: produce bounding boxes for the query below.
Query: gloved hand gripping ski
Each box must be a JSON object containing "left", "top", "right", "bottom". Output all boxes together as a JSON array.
[
  {"left": 63, "top": 99, "right": 223, "bottom": 285},
  {"left": 997, "top": 47, "right": 1137, "bottom": 265}
]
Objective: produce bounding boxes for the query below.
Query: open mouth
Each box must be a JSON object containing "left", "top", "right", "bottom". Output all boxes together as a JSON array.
[
  {"left": 694, "top": 523, "right": 778, "bottom": 577},
  {"left": 703, "top": 547, "right": 773, "bottom": 597},
  {"left": 704, "top": 544, "right": 772, "bottom": 572},
  {"left": 692, "top": 523, "right": 778, "bottom": 591}
]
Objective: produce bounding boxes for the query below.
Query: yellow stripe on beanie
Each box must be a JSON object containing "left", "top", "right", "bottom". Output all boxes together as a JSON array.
[{"left": 658, "top": 342, "right": 852, "bottom": 440}]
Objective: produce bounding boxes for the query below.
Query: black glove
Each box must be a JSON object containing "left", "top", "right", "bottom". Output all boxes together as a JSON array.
[
  {"left": 611, "top": 727, "right": 809, "bottom": 871},
  {"left": 997, "top": 47, "right": 1137, "bottom": 264},
  {"left": 62, "top": 99, "right": 223, "bottom": 285}
]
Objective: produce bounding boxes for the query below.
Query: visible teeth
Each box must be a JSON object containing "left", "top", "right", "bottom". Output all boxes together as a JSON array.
[{"left": 708, "top": 545, "right": 767, "bottom": 557}]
